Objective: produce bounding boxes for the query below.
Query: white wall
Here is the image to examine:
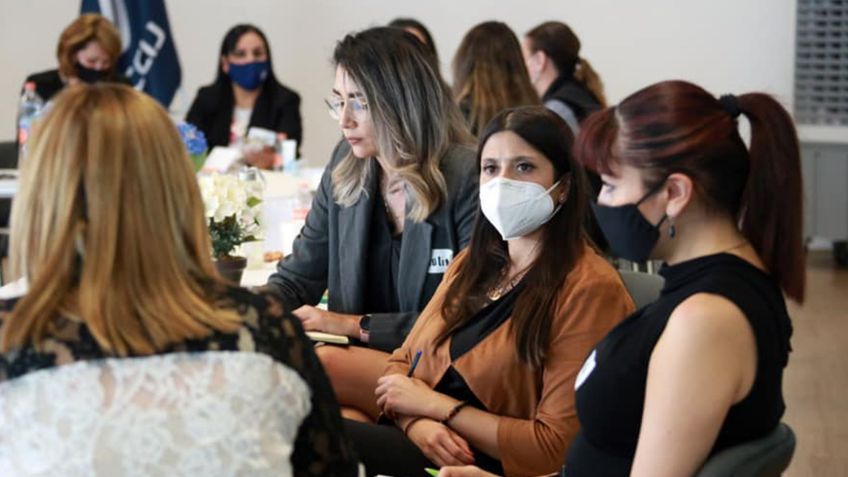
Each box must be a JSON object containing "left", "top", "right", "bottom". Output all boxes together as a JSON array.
[{"left": 0, "top": 0, "right": 797, "bottom": 166}]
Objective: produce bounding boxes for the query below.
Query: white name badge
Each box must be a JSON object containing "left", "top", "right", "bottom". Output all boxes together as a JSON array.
[
  {"left": 575, "top": 349, "right": 597, "bottom": 390},
  {"left": 427, "top": 249, "right": 454, "bottom": 274}
]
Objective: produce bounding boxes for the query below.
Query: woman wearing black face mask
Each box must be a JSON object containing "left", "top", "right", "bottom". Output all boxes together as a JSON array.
[
  {"left": 186, "top": 24, "right": 302, "bottom": 170},
  {"left": 558, "top": 80, "right": 805, "bottom": 476},
  {"left": 20, "top": 14, "right": 130, "bottom": 104},
  {"left": 438, "top": 80, "right": 807, "bottom": 477}
]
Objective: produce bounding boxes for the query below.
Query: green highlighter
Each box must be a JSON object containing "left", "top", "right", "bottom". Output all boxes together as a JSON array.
[{"left": 425, "top": 468, "right": 440, "bottom": 477}]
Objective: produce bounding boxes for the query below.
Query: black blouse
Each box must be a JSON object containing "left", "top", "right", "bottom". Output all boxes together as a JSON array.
[
  {"left": 431, "top": 281, "right": 526, "bottom": 475},
  {"left": 364, "top": 196, "right": 402, "bottom": 314},
  {"left": 0, "top": 283, "right": 359, "bottom": 477},
  {"left": 565, "top": 254, "right": 793, "bottom": 476}
]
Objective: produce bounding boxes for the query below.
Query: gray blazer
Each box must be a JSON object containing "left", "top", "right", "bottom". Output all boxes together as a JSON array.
[{"left": 266, "top": 140, "right": 478, "bottom": 352}]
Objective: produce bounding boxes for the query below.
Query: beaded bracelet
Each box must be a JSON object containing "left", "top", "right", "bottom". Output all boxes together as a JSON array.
[{"left": 441, "top": 400, "right": 468, "bottom": 425}]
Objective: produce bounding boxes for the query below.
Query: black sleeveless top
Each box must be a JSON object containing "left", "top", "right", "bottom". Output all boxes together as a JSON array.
[{"left": 564, "top": 253, "right": 793, "bottom": 476}]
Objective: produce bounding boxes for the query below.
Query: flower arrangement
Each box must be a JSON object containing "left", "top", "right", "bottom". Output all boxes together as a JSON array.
[
  {"left": 177, "top": 121, "right": 208, "bottom": 172},
  {"left": 198, "top": 172, "right": 263, "bottom": 259}
]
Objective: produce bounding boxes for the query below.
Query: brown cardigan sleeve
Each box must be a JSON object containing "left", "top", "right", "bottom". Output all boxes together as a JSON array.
[
  {"left": 384, "top": 251, "right": 467, "bottom": 377},
  {"left": 496, "top": 269, "right": 634, "bottom": 477}
]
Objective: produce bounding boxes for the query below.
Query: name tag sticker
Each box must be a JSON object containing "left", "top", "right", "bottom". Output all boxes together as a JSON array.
[
  {"left": 575, "top": 350, "right": 597, "bottom": 390},
  {"left": 428, "top": 249, "right": 454, "bottom": 274}
]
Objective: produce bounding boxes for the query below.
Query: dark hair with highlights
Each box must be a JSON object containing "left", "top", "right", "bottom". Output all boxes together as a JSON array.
[
  {"left": 576, "top": 80, "right": 805, "bottom": 302},
  {"left": 453, "top": 21, "right": 540, "bottom": 135}
]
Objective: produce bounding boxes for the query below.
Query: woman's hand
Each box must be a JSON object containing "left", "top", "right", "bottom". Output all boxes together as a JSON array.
[
  {"left": 244, "top": 146, "right": 277, "bottom": 170},
  {"left": 375, "top": 374, "right": 456, "bottom": 420},
  {"left": 291, "top": 306, "right": 360, "bottom": 337},
  {"left": 438, "top": 466, "right": 501, "bottom": 477},
  {"left": 406, "top": 418, "right": 475, "bottom": 467}
]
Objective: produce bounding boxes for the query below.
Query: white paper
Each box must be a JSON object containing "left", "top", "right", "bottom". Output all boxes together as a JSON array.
[
  {"left": 202, "top": 146, "right": 242, "bottom": 172},
  {"left": 246, "top": 127, "right": 277, "bottom": 147}
]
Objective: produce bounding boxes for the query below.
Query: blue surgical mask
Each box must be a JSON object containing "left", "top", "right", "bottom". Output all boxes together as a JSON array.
[{"left": 228, "top": 61, "right": 269, "bottom": 91}]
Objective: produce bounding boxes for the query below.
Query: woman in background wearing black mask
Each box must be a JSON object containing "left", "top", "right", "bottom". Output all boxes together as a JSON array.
[
  {"left": 20, "top": 14, "right": 129, "bottom": 103},
  {"left": 187, "top": 24, "right": 302, "bottom": 169}
]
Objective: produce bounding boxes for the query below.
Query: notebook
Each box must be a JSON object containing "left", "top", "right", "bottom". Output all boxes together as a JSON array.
[{"left": 305, "top": 331, "right": 350, "bottom": 345}]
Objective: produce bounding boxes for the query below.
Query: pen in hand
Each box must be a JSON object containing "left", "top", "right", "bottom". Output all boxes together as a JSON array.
[
  {"left": 377, "top": 349, "right": 424, "bottom": 422},
  {"left": 407, "top": 349, "right": 423, "bottom": 377}
]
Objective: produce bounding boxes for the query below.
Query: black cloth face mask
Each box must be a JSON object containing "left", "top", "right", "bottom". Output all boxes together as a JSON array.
[
  {"left": 591, "top": 181, "right": 668, "bottom": 262},
  {"left": 75, "top": 63, "right": 109, "bottom": 84}
]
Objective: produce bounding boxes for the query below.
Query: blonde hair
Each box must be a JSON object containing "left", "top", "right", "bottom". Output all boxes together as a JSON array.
[
  {"left": 452, "top": 21, "right": 541, "bottom": 135},
  {"left": 330, "top": 27, "right": 472, "bottom": 222},
  {"left": 3, "top": 84, "right": 241, "bottom": 356},
  {"left": 57, "top": 13, "right": 122, "bottom": 79}
]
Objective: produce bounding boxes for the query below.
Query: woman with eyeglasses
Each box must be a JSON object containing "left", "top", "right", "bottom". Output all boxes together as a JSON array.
[
  {"left": 186, "top": 24, "right": 302, "bottom": 169},
  {"left": 264, "top": 27, "right": 477, "bottom": 421}
]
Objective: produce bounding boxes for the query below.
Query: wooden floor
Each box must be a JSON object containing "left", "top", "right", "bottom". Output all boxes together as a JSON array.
[{"left": 783, "top": 251, "right": 848, "bottom": 476}]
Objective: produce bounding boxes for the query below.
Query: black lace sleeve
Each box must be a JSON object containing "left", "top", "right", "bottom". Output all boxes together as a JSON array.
[{"left": 248, "top": 291, "right": 360, "bottom": 477}]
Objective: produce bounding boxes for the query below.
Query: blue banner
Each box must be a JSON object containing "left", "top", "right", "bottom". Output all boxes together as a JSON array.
[{"left": 81, "top": 0, "right": 181, "bottom": 107}]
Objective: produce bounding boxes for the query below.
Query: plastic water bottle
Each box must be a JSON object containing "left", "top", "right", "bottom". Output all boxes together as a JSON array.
[
  {"left": 279, "top": 182, "right": 312, "bottom": 255},
  {"left": 292, "top": 182, "right": 312, "bottom": 222},
  {"left": 17, "top": 82, "right": 44, "bottom": 156}
]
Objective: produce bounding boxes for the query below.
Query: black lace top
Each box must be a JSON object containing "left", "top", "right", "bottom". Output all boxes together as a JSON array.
[{"left": 0, "top": 283, "right": 359, "bottom": 477}]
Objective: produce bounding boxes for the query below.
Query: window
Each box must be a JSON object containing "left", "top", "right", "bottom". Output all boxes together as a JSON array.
[{"left": 795, "top": 0, "right": 848, "bottom": 126}]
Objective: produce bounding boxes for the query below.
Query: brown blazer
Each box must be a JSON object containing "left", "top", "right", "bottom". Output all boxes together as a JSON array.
[{"left": 385, "top": 244, "right": 634, "bottom": 477}]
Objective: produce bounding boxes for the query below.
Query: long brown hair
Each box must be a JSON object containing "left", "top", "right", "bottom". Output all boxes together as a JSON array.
[
  {"left": 3, "top": 84, "right": 241, "bottom": 355},
  {"left": 576, "top": 80, "right": 805, "bottom": 302},
  {"left": 438, "top": 106, "right": 589, "bottom": 367},
  {"left": 331, "top": 27, "right": 472, "bottom": 222},
  {"left": 452, "top": 21, "right": 540, "bottom": 136},
  {"left": 525, "top": 21, "right": 606, "bottom": 107}
]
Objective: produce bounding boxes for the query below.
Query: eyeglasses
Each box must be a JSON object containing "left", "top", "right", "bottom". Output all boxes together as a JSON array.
[{"left": 325, "top": 96, "right": 369, "bottom": 120}]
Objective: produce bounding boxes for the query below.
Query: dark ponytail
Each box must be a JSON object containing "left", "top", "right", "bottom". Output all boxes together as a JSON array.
[
  {"left": 574, "top": 58, "right": 607, "bottom": 107},
  {"left": 737, "top": 94, "right": 805, "bottom": 302},
  {"left": 526, "top": 21, "right": 606, "bottom": 106}
]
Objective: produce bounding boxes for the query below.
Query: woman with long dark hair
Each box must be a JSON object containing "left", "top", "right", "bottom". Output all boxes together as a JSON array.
[
  {"left": 186, "top": 24, "right": 301, "bottom": 169},
  {"left": 437, "top": 80, "right": 805, "bottom": 477},
  {"left": 561, "top": 80, "right": 804, "bottom": 476},
  {"left": 345, "top": 106, "right": 633, "bottom": 477}
]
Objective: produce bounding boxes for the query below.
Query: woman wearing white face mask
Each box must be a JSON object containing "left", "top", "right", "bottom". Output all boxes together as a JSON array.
[{"left": 344, "top": 106, "right": 633, "bottom": 477}]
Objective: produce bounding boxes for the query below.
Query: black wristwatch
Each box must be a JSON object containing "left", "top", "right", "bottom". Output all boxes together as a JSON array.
[
  {"left": 359, "top": 314, "right": 372, "bottom": 343},
  {"left": 359, "top": 314, "right": 372, "bottom": 331}
]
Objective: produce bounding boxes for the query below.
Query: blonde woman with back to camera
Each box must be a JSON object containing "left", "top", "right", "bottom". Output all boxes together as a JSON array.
[{"left": 0, "top": 84, "right": 358, "bottom": 476}]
